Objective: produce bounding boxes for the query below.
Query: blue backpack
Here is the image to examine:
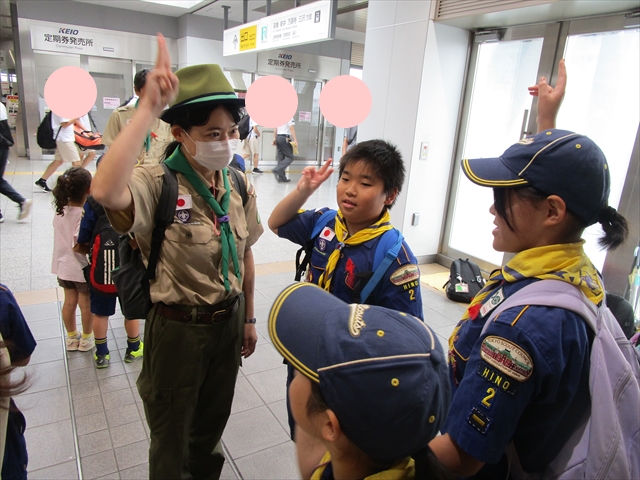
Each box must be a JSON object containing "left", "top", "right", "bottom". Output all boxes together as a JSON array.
[{"left": 294, "top": 210, "right": 404, "bottom": 303}]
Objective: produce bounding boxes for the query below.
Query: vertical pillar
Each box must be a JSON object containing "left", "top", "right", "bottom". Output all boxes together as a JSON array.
[
  {"left": 222, "top": 5, "right": 230, "bottom": 29},
  {"left": 359, "top": 1, "right": 469, "bottom": 259}
]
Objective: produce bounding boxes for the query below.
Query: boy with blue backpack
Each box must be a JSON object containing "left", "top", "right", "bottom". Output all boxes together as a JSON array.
[
  {"left": 75, "top": 158, "right": 143, "bottom": 369},
  {"left": 268, "top": 139, "right": 423, "bottom": 315},
  {"left": 268, "top": 139, "right": 424, "bottom": 449}
]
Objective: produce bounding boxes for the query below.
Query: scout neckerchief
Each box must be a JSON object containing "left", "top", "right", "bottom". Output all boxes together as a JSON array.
[
  {"left": 164, "top": 148, "right": 241, "bottom": 292},
  {"left": 134, "top": 99, "right": 152, "bottom": 153},
  {"left": 318, "top": 210, "right": 393, "bottom": 292},
  {"left": 448, "top": 241, "right": 604, "bottom": 351},
  {"left": 312, "top": 451, "right": 414, "bottom": 480}
]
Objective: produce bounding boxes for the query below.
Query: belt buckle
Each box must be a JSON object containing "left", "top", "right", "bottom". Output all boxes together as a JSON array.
[{"left": 211, "top": 308, "right": 227, "bottom": 324}]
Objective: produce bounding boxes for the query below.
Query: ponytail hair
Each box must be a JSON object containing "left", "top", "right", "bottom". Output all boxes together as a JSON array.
[
  {"left": 52, "top": 167, "right": 92, "bottom": 216},
  {"left": 597, "top": 205, "right": 628, "bottom": 250},
  {"left": 162, "top": 140, "right": 181, "bottom": 162}
]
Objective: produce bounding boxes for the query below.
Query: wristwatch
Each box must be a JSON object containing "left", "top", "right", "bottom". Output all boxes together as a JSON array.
[{"left": 244, "top": 318, "right": 257, "bottom": 324}]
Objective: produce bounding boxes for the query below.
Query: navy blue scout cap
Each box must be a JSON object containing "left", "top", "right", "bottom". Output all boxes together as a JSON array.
[
  {"left": 461, "top": 129, "right": 610, "bottom": 226},
  {"left": 269, "top": 283, "right": 450, "bottom": 464}
]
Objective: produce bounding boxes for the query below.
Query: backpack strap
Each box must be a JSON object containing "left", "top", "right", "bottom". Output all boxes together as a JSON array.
[
  {"left": 311, "top": 210, "right": 338, "bottom": 238},
  {"left": 146, "top": 163, "right": 179, "bottom": 280},
  {"left": 87, "top": 196, "right": 104, "bottom": 217},
  {"left": 294, "top": 209, "right": 338, "bottom": 282},
  {"left": 87, "top": 112, "right": 99, "bottom": 132},
  {"left": 227, "top": 166, "right": 248, "bottom": 206},
  {"left": 49, "top": 112, "right": 62, "bottom": 141},
  {"left": 482, "top": 280, "right": 597, "bottom": 335},
  {"left": 360, "top": 229, "right": 404, "bottom": 304},
  {"left": 86, "top": 195, "right": 111, "bottom": 241}
]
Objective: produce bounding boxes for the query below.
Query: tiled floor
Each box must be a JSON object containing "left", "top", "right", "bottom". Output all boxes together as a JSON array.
[{"left": 0, "top": 151, "right": 465, "bottom": 479}]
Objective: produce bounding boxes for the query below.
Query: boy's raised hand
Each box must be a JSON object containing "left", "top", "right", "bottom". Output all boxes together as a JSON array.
[
  {"left": 140, "top": 34, "right": 179, "bottom": 118},
  {"left": 297, "top": 159, "right": 334, "bottom": 196},
  {"left": 528, "top": 59, "right": 567, "bottom": 132}
]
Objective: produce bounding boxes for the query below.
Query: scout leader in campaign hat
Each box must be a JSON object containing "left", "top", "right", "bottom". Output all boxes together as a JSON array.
[
  {"left": 461, "top": 129, "right": 610, "bottom": 226},
  {"left": 160, "top": 64, "right": 245, "bottom": 124},
  {"left": 269, "top": 282, "right": 451, "bottom": 478}
]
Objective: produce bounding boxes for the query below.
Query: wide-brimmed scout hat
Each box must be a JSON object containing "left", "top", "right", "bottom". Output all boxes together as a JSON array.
[
  {"left": 161, "top": 64, "right": 244, "bottom": 124},
  {"left": 269, "top": 283, "right": 450, "bottom": 464},
  {"left": 461, "top": 129, "right": 611, "bottom": 226}
]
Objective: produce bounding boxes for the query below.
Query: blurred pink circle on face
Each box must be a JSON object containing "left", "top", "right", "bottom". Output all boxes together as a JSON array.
[
  {"left": 44, "top": 66, "right": 97, "bottom": 119},
  {"left": 245, "top": 76, "right": 298, "bottom": 128},
  {"left": 320, "top": 75, "right": 371, "bottom": 128}
]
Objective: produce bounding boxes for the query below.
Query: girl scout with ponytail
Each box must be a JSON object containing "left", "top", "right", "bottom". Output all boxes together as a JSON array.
[
  {"left": 430, "top": 62, "right": 630, "bottom": 477},
  {"left": 92, "top": 35, "right": 263, "bottom": 479}
]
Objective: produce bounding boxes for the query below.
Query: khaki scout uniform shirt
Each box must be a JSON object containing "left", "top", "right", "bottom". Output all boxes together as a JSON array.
[
  {"left": 106, "top": 164, "right": 263, "bottom": 306},
  {"left": 102, "top": 105, "right": 173, "bottom": 165}
]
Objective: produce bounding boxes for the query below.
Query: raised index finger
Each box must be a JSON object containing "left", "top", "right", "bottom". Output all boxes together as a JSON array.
[
  {"left": 555, "top": 59, "right": 567, "bottom": 91},
  {"left": 155, "top": 33, "right": 172, "bottom": 72},
  {"left": 319, "top": 158, "right": 333, "bottom": 173}
]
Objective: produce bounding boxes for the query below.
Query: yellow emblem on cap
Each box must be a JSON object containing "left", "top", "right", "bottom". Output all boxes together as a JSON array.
[{"left": 348, "top": 304, "right": 370, "bottom": 337}]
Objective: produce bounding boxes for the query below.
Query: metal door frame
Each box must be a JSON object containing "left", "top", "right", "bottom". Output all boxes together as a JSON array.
[{"left": 438, "top": 11, "right": 640, "bottom": 275}]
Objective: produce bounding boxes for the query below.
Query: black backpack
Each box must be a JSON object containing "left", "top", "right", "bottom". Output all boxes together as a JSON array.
[
  {"left": 238, "top": 114, "right": 251, "bottom": 140},
  {"left": 443, "top": 258, "right": 486, "bottom": 303},
  {"left": 85, "top": 197, "right": 120, "bottom": 296},
  {"left": 36, "top": 111, "right": 61, "bottom": 150},
  {"left": 112, "top": 164, "right": 248, "bottom": 319}
]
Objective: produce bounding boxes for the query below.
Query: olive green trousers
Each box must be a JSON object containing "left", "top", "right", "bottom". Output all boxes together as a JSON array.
[{"left": 137, "top": 299, "right": 244, "bottom": 479}]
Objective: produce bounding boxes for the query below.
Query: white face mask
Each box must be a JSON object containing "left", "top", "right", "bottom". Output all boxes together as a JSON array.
[{"left": 183, "top": 131, "right": 239, "bottom": 171}]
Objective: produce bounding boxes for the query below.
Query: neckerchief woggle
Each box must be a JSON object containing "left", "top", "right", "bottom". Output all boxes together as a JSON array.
[
  {"left": 134, "top": 99, "right": 151, "bottom": 153},
  {"left": 448, "top": 241, "right": 604, "bottom": 351},
  {"left": 318, "top": 210, "right": 394, "bottom": 292},
  {"left": 164, "top": 148, "right": 241, "bottom": 292}
]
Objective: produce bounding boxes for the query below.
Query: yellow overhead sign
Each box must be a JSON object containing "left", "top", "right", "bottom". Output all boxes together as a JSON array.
[{"left": 240, "top": 25, "right": 257, "bottom": 52}]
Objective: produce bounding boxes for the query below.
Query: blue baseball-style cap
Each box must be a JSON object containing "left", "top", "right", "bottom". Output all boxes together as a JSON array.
[
  {"left": 461, "top": 129, "right": 611, "bottom": 226},
  {"left": 269, "top": 283, "right": 450, "bottom": 464}
]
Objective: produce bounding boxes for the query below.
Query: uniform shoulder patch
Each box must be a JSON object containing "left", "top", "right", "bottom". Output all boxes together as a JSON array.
[
  {"left": 390, "top": 264, "right": 420, "bottom": 286},
  {"left": 480, "top": 336, "right": 533, "bottom": 382}
]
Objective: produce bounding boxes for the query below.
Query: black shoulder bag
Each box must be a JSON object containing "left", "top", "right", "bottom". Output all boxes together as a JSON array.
[{"left": 112, "top": 163, "right": 178, "bottom": 319}]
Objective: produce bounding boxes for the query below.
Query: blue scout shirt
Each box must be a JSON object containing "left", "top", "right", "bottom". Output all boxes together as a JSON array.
[
  {"left": 278, "top": 208, "right": 423, "bottom": 320},
  {"left": 0, "top": 284, "right": 37, "bottom": 480},
  {"left": 444, "top": 277, "right": 591, "bottom": 476}
]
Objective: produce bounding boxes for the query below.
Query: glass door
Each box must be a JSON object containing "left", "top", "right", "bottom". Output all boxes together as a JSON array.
[
  {"left": 555, "top": 24, "right": 640, "bottom": 270},
  {"left": 293, "top": 79, "right": 323, "bottom": 163},
  {"left": 441, "top": 14, "right": 640, "bottom": 273},
  {"left": 443, "top": 25, "right": 546, "bottom": 268}
]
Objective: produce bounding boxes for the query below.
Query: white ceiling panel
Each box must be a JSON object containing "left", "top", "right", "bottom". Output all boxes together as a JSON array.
[{"left": 73, "top": 0, "right": 147, "bottom": 12}]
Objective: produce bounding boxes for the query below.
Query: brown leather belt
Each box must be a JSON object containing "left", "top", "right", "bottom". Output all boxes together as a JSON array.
[{"left": 156, "top": 294, "right": 242, "bottom": 325}]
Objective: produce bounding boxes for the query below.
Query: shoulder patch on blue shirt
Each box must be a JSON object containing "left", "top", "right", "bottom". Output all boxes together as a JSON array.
[
  {"left": 480, "top": 336, "right": 534, "bottom": 382},
  {"left": 390, "top": 264, "right": 419, "bottom": 285}
]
